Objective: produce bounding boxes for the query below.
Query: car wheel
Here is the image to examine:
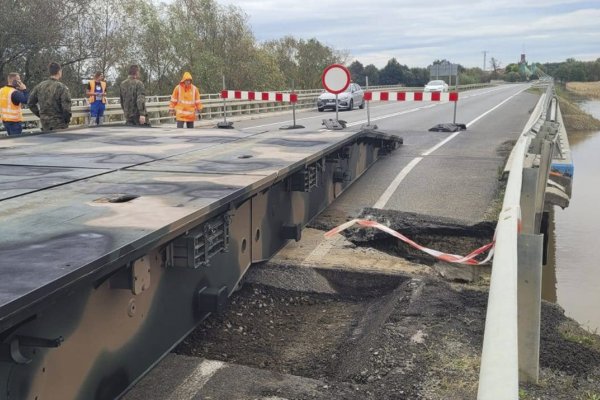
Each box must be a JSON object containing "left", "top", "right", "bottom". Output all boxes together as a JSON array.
[
  {"left": 347, "top": 99, "right": 353, "bottom": 111},
  {"left": 318, "top": 107, "right": 324, "bottom": 112},
  {"left": 358, "top": 98, "right": 365, "bottom": 109}
]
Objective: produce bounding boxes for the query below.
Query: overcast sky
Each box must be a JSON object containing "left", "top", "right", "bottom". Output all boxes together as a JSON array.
[{"left": 216, "top": 0, "right": 600, "bottom": 69}]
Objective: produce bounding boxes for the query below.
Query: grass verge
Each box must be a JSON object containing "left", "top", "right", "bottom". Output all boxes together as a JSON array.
[{"left": 555, "top": 85, "right": 600, "bottom": 131}]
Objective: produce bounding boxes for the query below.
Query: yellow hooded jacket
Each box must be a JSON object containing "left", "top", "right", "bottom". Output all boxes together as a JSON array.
[{"left": 169, "top": 72, "right": 202, "bottom": 122}]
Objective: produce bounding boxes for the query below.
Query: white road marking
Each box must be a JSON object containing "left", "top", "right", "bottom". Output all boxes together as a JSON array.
[
  {"left": 241, "top": 101, "right": 405, "bottom": 130},
  {"left": 166, "top": 360, "right": 225, "bottom": 400},
  {"left": 371, "top": 86, "right": 528, "bottom": 209},
  {"left": 465, "top": 89, "right": 526, "bottom": 128},
  {"left": 372, "top": 157, "right": 423, "bottom": 209},
  {"left": 346, "top": 106, "right": 422, "bottom": 127},
  {"left": 302, "top": 235, "right": 345, "bottom": 266}
]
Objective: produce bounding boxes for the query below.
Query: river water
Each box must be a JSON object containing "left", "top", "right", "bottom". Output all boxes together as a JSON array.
[{"left": 542, "top": 99, "right": 600, "bottom": 332}]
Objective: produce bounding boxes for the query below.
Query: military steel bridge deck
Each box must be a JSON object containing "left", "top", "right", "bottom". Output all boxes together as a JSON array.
[{"left": 0, "top": 125, "right": 401, "bottom": 400}]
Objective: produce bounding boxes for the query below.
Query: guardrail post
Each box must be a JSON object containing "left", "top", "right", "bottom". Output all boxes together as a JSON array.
[
  {"left": 534, "top": 140, "right": 553, "bottom": 231},
  {"left": 520, "top": 167, "right": 539, "bottom": 234},
  {"left": 517, "top": 233, "right": 544, "bottom": 383}
]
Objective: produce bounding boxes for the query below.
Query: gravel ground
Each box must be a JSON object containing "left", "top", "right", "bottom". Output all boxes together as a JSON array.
[{"left": 174, "top": 268, "right": 600, "bottom": 399}]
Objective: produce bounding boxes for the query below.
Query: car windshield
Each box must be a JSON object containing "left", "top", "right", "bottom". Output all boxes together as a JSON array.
[{"left": 427, "top": 80, "right": 445, "bottom": 85}]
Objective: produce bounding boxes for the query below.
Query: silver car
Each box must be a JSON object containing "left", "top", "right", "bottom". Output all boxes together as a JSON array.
[
  {"left": 317, "top": 83, "right": 365, "bottom": 111},
  {"left": 424, "top": 80, "right": 449, "bottom": 92}
]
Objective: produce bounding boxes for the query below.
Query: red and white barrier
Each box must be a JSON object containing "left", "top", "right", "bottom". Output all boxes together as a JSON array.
[
  {"left": 324, "top": 219, "right": 494, "bottom": 265},
  {"left": 364, "top": 91, "right": 459, "bottom": 102},
  {"left": 221, "top": 90, "right": 298, "bottom": 103}
]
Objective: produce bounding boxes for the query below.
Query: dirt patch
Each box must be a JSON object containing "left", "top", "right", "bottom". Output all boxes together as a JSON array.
[
  {"left": 520, "top": 303, "right": 600, "bottom": 400},
  {"left": 175, "top": 275, "right": 488, "bottom": 399},
  {"left": 174, "top": 265, "right": 600, "bottom": 399},
  {"left": 343, "top": 209, "right": 495, "bottom": 269}
]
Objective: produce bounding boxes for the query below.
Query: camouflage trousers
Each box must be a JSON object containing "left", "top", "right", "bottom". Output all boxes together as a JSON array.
[
  {"left": 125, "top": 114, "right": 150, "bottom": 126},
  {"left": 40, "top": 118, "right": 69, "bottom": 132}
]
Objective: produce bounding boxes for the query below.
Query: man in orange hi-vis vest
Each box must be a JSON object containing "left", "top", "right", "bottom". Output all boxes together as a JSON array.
[
  {"left": 86, "top": 71, "right": 107, "bottom": 126},
  {"left": 169, "top": 72, "right": 202, "bottom": 128},
  {"left": 0, "top": 72, "right": 28, "bottom": 135}
]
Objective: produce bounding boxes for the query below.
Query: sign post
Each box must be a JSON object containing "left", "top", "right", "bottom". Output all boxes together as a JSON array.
[
  {"left": 321, "top": 64, "right": 351, "bottom": 129},
  {"left": 217, "top": 74, "right": 234, "bottom": 129},
  {"left": 366, "top": 76, "right": 371, "bottom": 127},
  {"left": 429, "top": 62, "right": 461, "bottom": 126},
  {"left": 279, "top": 79, "right": 305, "bottom": 130}
]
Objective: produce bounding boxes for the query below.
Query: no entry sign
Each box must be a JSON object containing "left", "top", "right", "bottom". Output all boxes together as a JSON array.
[{"left": 322, "top": 64, "right": 351, "bottom": 94}]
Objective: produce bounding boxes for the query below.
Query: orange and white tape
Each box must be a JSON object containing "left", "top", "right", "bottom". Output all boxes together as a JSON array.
[{"left": 324, "top": 219, "right": 495, "bottom": 265}]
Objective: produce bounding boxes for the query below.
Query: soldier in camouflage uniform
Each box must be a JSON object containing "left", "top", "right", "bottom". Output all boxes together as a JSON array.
[
  {"left": 28, "top": 62, "right": 72, "bottom": 132},
  {"left": 120, "top": 65, "right": 148, "bottom": 126}
]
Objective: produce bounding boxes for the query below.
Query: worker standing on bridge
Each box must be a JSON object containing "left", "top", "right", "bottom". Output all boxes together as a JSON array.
[
  {"left": 87, "top": 71, "right": 107, "bottom": 126},
  {"left": 169, "top": 72, "right": 203, "bottom": 128},
  {"left": 0, "top": 72, "right": 28, "bottom": 135},
  {"left": 119, "top": 64, "right": 147, "bottom": 126},
  {"left": 28, "top": 62, "right": 72, "bottom": 132}
]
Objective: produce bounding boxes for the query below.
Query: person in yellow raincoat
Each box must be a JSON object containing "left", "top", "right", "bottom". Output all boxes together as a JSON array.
[{"left": 169, "top": 72, "right": 203, "bottom": 128}]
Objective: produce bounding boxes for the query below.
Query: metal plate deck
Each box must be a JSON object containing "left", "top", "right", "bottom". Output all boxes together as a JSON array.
[{"left": 0, "top": 126, "right": 399, "bottom": 328}]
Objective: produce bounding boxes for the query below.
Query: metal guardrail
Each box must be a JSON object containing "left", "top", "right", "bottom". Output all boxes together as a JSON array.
[
  {"left": 3, "top": 83, "right": 493, "bottom": 132},
  {"left": 477, "top": 81, "right": 571, "bottom": 399}
]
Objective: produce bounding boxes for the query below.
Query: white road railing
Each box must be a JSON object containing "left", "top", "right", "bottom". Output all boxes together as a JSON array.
[{"left": 477, "top": 82, "right": 566, "bottom": 399}]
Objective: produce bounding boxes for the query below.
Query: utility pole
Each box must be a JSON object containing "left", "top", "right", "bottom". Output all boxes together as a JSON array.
[{"left": 482, "top": 51, "right": 488, "bottom": 71}]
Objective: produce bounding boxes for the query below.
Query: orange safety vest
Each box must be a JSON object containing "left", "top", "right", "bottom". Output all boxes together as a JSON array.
[
  {"left": 88, "top": 80, "right": 107, "bottom": 104},
  {"left": 169, "top": 84, "right": 202, "bottom": 122},
  {"left": 0, "top": 86, "right": 23, "bottom": 122}
]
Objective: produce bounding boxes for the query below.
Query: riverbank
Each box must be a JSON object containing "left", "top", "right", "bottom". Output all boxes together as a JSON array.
[{"left": 556, "top": 84, "right": 600, "bottom": 130}]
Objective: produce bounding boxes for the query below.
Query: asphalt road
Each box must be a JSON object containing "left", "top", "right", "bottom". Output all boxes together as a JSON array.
[{"left": 230, "top": 83, "right": 537, "bottom": 223}]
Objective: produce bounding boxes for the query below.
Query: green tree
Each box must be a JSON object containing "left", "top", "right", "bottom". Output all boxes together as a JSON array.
[
  {"left": 296, "top": 39, "right": 344, "bottom": 89},
  {"left": 379, "top": 58, "right": 404, "bottom": 85},
  {"left": 506, "top": 72, "right": 521, "bottom": 82},
  {"left": 363, "top": 64, "right": 379, "bottom": 86},
  {"left": 407, "top": 67, "right": 429, "bottom": 86},
  {"left": 262, "top": 36, "right": 300, "bottom": 87},
  {"left": 348, "top": 60, "right": 365, "bottom": 85}
]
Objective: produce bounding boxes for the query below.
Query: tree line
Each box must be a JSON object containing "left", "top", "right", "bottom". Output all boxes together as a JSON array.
[
  {"left": 491, "top": 58, "right": 600, "bottom": 83},
  {"left": 541, "top": 58, "right": 600, "bottom": 83},
  {"left": 348, "top": 58, "right": 492, "bottom": 88},
  {"left": 0, "top": 0, "right": 346, "bottom": 97},
  {"left": 3, "top": 0, "right": 596, "bottom": 99}
]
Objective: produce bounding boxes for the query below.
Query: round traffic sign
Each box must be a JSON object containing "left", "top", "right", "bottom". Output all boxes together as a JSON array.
[{"left": 321, "top": 64, "right": 351, "bottom": 94}]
